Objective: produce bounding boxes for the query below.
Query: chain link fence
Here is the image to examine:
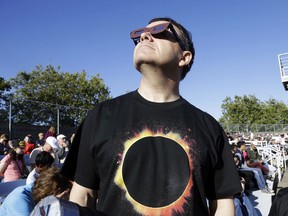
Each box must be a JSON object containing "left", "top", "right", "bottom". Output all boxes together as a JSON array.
[{"left": 0, "top": 98, "right": 89, "bottom": 141}]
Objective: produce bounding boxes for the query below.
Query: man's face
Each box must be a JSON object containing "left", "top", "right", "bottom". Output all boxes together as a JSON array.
[
  {"left": 43, "top": 143, "right": 52, "bottom": 152},
  {"left": 58, "top": 137, "right": 68, "bottom": 147},
  {"left": 39, "top": 133, "right": 44, "bottom": 140},
  {"left": 0, "top": 139, "right": 8, "bottom": 146},
  {"left": 133, "top": 21, "right": 183, "bottom": 73}
]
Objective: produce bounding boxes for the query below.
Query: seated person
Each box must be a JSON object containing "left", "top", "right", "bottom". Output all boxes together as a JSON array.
[
  {"left": 231, "top": 144, "right": 273, "bottom": 194},
  {"left": 0, "top": 167, "right": 72, "bottom": 216},
  {"left": 0, "top": 147, "right": 29, "bottom": 182},
  {"left": 26, "top": 151, "right": 54, "bottom": 184},
  {"left": 29, "top": 136, "right": 59, "bottom": 170},
  {"left": 0, "top": 134, "right": 11, "bottom": 155},
  {"left": 246, "top": 143, "right": 269, "bottom": 175},
  {"left": 23, "top": 135, "right": 36, "bottom": 155}
]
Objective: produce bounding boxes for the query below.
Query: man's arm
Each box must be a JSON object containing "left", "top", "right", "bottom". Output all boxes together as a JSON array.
[
  {"left": 69, "top": 182, "right": 97, "bottom": 209},
  {"left": 209, "top": 197, "right": 234, "bottom": 216}
]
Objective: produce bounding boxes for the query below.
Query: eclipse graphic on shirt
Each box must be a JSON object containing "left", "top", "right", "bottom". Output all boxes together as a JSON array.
[{"left": 114, "top": 128, "right": 193, "bottom": 215}]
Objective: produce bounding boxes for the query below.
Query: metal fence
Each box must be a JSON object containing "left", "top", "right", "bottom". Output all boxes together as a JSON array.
[
  {"left": 221, "top": 123, "right": 288, "bottom": 135},
  {"left": 0, "top": 98, "right": 89, "bottom": 140}
]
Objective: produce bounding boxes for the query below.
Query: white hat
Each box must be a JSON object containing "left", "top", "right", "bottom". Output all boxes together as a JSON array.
[
  {"left": 57, "top": 134, "right": 66, "bottom": 140},
  {"left": 46, "top": 136, "right": 59, "bottom": 149}
]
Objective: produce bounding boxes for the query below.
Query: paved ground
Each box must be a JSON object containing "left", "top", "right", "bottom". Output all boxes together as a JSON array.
[
  {"left": 277, "top": 169, "right": 288, "bottom": 189},
  {"left": 249, "top": 168, "right": 288, "bottom": 216}
]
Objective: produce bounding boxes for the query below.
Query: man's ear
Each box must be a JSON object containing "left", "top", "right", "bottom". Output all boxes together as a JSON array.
[{"left": 179, "top": 51, "right": 192, "bottom": 67}]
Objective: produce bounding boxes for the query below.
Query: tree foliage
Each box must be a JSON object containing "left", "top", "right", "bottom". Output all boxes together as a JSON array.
[
  {"left": 0, "top": 77, "right": 11, "bottom": 99},
  {"left": 219, "top": 95, "right": 288, "bottom": 127},
  {"left": 8, "top": 65, "right": 111, "bottom": 127},
  {"left": 0, "top": 77, "right": 11, "bottom": 122}
]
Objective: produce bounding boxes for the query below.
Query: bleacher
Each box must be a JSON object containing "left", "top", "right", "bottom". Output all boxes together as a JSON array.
[{"left": 231, "top": 139, "right": 288, "bottom": 215}]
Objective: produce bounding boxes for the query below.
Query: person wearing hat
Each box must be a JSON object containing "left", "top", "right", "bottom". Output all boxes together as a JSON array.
[
  {"left": 0, "top": 134, "right": 11, "bottom": 155},
  {"left": 19, "top": 140, "right": 26, "bottom": 148},
  {"left": 29, "top": 136, "right": 59, "bottom": 170},
  {"left": 56, "top": 134, "right": 70, "bottom": 163}
]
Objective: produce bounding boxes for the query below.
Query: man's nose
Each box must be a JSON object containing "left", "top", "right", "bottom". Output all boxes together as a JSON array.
[{"left": 140, "top": 31, "right": 153, "bottom": 43}]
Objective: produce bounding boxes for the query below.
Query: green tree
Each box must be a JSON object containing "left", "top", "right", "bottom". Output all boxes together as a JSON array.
[
  {"left": 0, "top": 77, "right": 11, "bottom": 99},
  {"left": 219, "top": 95, "right": 263, "bottom": 125},
  {"left": 0, "top": 77, "right": 11, "bottom": 122},
  {"left": 261, "top": 98, "right": 288, "bottom": 124},
  {"left": 9, "top": 65, "right": 111, "bottom": 127},
  {"left": 219, "top": 95, "right": 288, "bottom": 132}
]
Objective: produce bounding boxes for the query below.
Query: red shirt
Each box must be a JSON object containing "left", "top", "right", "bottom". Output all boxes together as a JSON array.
[{"left": 24, "top": 142, "right": 36, "bottom": 154}]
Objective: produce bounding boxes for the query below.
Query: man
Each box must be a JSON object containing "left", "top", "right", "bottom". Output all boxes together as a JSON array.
[
  {"left": 56, "top": 134, "right": 69, "bottom": 163},
  {"left": 0, "top": 134, "right": 10, "bottom": 155},
  {"left": 61, "top": 17, "right": 241, "bottom": 216},
  {"left": 29, "top": 136, "right": 59, "bottom": 169},
  {"left": 26, "top": 151, "right": 54, "bottom": 184},
  {"left": 230, "top": 144, "right": 254, "bottom": 194},
  {"left": 35, "top": 132, "right": 45, "bottom": 147},
  {"left": 279, "top": 133, "right": 288, "bottom": 154},
  {"left": 246, "top": 143, "right": 269, "bottom": 174},
  {"left": 233, "top": 141, "right": 273, "bottom": 194}
]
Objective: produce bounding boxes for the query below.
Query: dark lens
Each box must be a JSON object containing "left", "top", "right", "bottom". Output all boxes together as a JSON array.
[{"left": 132, "top": 38, "right": 140, "bottom": 45}]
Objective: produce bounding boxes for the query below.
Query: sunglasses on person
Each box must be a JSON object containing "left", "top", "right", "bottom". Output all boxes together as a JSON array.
[{"left": 130, "top": 22, "right": 186, "bottom": 51}]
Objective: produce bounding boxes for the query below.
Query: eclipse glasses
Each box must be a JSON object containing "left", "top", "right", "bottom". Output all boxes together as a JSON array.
[{"left": 130, "top": 22, "right": 186, "bottom": 51}]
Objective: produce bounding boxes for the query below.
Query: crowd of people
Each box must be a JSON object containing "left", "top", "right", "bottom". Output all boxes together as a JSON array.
[
  {"left": 0, "top": 127, "right": 73, "bottom": 183},
  {"left": 0, "top": 127, "right": 79, "bottom": 215}
]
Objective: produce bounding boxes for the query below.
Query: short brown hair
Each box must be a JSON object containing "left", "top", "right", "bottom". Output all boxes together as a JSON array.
[{"left": 32, "top": 167, "right": 72, "bottom": 204}]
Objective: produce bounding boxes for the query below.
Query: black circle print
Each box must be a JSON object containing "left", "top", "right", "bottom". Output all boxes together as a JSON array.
[{"left": 122, "top": 136, "right": 190, "bottom": 207}]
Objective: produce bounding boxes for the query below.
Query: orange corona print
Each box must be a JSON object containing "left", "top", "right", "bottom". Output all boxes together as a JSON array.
[{"left": 114, "top": 128, "right": 193, "bottom": 215}]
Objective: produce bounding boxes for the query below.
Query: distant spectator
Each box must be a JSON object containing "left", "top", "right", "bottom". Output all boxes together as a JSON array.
[
  {"left": 246, "top": 143, "right": 269, "bottom": 175},
  {"left": 35, "top": 132, "right": 45, "bottom": 147},
  {"left": 19, "top": 140, "right": 26, "bottom": 148},
  {"left": 0, "top": 166, "right": 72, "bottom": 216},
  {"left": 45, "top": 126, "right": 57, "bottom": 139},
  {"left": 0, "top": 134, "right": 11, "bottom": 155},
  {"left": 23, "top": 135, "right": 36, "bottom": 154},
  {"left": 226, "top": 132, "right": 234, "bottom": 141},
  {"left": 232, "top": 141, "right": 273, "bottom": 194},
  {"left": 26, "top": 151, "right": 54, "bottom": 185},
  {"left": 279, "top": 134, "right": 288, "bottom": 154},
  {"left": 29, "top": 136, "right": 59, "bottom": 169},
  {"left": 56, "top": 134, "right": 70, "bottom": 163},
  {"left": 0, "top": 147, "right": 29, "bottom": 182}
]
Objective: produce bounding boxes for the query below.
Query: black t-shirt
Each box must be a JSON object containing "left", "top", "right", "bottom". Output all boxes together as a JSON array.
[{"left": 61, "top": 91, "right": 241, "bottom": 216}]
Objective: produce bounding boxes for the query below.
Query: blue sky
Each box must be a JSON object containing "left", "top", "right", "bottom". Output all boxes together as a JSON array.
[{"left": 1, "top": 0, "right": 287, "bottom": 120}]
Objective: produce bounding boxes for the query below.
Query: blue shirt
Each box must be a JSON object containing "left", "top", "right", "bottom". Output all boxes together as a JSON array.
[{"left": 0, "top": 183, "right": 35, "bottom": 216}]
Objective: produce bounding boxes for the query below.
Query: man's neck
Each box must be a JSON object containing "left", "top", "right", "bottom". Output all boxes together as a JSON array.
[{"left": 138, "top": 76, "right": 180, "bottom": 103}]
